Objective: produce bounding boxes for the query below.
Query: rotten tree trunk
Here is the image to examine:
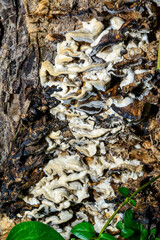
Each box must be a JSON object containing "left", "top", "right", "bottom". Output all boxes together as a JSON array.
[{"left": 0, "top": 0, "right": 160, "bottom": 239}]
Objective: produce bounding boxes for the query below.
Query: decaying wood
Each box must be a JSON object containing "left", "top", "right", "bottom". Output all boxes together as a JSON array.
[
  {"left": 0, "top": 0, "right": 160, "bottom": 238},
  {"left": 0, "top": 85, "right": 62, "bottom": 216}
]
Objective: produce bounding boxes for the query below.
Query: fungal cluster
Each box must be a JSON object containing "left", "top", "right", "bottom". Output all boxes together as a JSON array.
[{"left": 19, "top": 2, "right": 160, "bottom": 239}]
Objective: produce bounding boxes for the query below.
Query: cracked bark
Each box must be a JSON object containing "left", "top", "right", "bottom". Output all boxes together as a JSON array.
[{"left": 0, "top": 0, "right": 40, "bottom": 164}]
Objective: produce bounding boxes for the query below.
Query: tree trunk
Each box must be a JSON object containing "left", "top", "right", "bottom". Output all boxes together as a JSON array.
[{"left": 0, "top": 0, "right": 160, "bottom": 239}]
